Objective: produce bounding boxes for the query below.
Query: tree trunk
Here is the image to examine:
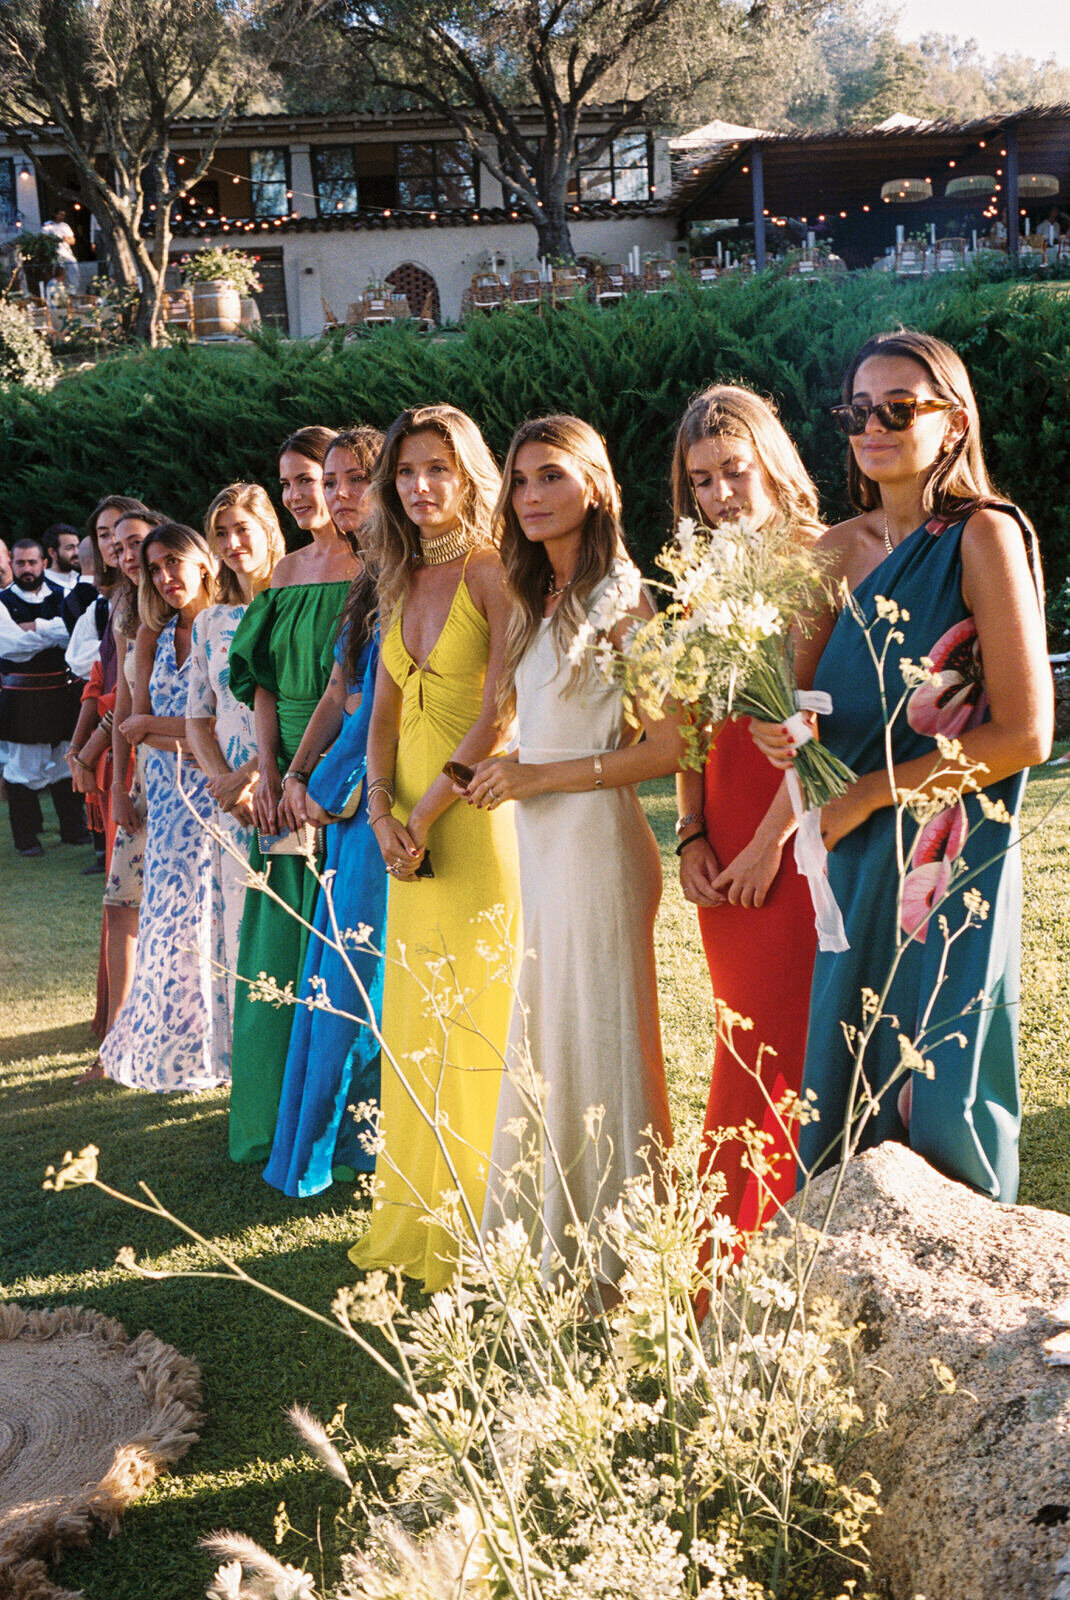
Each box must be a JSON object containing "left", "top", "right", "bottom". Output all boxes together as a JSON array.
[{"left": 534, "top": 205, "right": 575, "bottom": 262}]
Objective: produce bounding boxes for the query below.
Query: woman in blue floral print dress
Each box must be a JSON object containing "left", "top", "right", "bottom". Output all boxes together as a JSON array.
[
  {"left": 100, "top": 524, "right": 228, "bottom": 1093},
  {"left": 758, "top": 330, "right": 1051, "bottom": 1201}
]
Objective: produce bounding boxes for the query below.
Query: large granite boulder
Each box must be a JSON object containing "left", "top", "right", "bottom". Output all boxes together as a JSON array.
[{"left": 791, "top": 1143, "right": 1070, "bottom": 1600}]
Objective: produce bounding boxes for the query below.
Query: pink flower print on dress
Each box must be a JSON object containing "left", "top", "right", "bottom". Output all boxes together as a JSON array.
[
  {"left": 900, "top": 802, "right": 967, "bottom": 942},
  {"left": 907, "top": 617, "right": 987, "bottom": 738}
]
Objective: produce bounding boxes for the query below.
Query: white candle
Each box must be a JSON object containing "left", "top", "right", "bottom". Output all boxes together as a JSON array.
[
  {"left": 896, "top": 224, "right": 904, "bottom": 244},
  {"left": 716, "top": 240, "right": 723, "bottom": 263},
  {"left": 807, "top": 229, "right": 815, "bottom": 248},
  {"left": 930, "top": 223, "right": 936, "bottom": 244},
  {"left": 972, "top": 229, "right": 978, "bottom": 250}
]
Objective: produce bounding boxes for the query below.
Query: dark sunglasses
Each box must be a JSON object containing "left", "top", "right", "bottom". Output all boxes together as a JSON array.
[{"left": 829, "top": 398, "right": 955, "bottom": 437}]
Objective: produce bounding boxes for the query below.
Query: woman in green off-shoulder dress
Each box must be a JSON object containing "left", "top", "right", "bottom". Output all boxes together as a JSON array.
[{"left": 227, "top": 426, "right": 364, "bottom": 1163}]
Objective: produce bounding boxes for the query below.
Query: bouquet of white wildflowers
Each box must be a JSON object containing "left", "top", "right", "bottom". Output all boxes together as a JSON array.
[{"left": 572, "top": 513, "right": 855, "bottom": 811}]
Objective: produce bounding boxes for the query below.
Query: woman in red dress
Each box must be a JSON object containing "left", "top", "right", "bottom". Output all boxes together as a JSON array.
[{"left": 670, "top": 386, "right": 824, "bottom": 1242}]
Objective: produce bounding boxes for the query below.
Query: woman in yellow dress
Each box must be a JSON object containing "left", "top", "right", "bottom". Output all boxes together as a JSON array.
[{"left": 349, "top": 404, "right": 520, "bottom": 1291}]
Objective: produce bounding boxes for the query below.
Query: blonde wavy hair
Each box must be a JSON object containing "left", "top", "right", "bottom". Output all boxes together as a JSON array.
[
  {"left": 203, "top": 482, "right": 286, "bottom": 603},
  {"left": 138, "top": 523, "right": 221, "bottom": 632},
  {"left": 670, "top": 385, "right": 824, "bottom": 539},
  {"left": 495, "top": 415, "right": 632, "bottom": 710},
  {"left": 365, "top": 405, "right": 501, "bottom": 626}
]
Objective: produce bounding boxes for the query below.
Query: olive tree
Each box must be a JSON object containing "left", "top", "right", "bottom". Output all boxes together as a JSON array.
[
  {"left": 0, "top": 0, "right": 315, "bottom": 342},
  {"left": 331, "top": 0, "right": 833, "bottom": 261}
]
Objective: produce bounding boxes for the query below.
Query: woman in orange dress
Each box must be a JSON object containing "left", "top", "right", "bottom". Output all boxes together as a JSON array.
[{"left": 669, "top": 386, "right": 824, "bottom": 1241}]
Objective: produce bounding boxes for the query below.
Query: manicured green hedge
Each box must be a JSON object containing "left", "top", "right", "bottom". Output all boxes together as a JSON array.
[{"left": 3, "top": 272, "right": 1068, "bottom": 588}]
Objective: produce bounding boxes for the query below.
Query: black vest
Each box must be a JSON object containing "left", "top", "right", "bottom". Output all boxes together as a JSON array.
[{"left": 0, "top": 581, "right": 79, "bottom": 743}]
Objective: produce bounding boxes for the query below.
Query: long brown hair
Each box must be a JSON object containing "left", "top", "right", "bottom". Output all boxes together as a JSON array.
[
  {"left": 842, "top": 329, "right": 1003, "bottom": 517},
  {"left": 670, "top": 385, "right": 824, "bottom": 538},
  {"left": 328, "top": 427, "right": 386, "bottom": 689},
  {"left": 495, "top": 415, "right": 632, "bottom": 708},
  {"left": 204, "top": 482, "right": 286, "bottom": 604},
  {"left": 278, "top": 424, "right": 354, "bottom": 553},
  {"left": 365, "top": 405, "right": 501, "bottom": 627},
  {"left": 112, "top": 508, "right": 167, "bottom": 638},
  {"left": 138, "top": 523, "right": 221, "bottom": 631},
  {"left": 84, "top": 493, "right": 147, "bottom": 591}
]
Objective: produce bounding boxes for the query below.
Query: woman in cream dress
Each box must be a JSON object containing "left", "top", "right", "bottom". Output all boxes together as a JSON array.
[{"left": 465, "top": 415, "right": 682, "bottom": 1284}]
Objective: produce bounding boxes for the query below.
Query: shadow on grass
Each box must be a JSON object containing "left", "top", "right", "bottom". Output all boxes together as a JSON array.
[
  {"left": 1021, "top": 1102, "right": 1070, "bottom": 1214},
  {"left": 58, "top": 1446, "right": 362, "bottom": 1600},
  {"left": 0, "top": 1019, "right": 98, "bottom": 1065}
]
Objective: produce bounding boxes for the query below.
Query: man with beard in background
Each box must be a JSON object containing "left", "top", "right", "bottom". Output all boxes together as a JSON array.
[
  {"left": 42, "top": 523, "right": 83, "bottom": 592},
  {"left": 0, "top": 538, "right": 88, "bottom": 857}
]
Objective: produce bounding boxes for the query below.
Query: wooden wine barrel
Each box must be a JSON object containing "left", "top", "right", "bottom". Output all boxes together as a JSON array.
[{"left": 190, "top": 280, "right": 241, "bottom": 338}]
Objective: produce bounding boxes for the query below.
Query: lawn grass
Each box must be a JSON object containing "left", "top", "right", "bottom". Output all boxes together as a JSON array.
[{"left": 1, "top": 768, "right": 1068, "bottom": 1597}]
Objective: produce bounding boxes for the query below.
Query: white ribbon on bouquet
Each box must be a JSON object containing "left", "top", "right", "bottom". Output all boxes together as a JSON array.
[{"left": 783, "top": 690, "right": 849, "bottom": 953}]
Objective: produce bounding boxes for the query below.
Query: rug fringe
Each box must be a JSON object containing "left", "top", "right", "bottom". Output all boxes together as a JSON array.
[{"left": 0, "top": 1305, "right": 203, "bottom": 1598}]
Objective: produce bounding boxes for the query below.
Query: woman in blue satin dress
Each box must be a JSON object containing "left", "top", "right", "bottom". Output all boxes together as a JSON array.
[{"left": 262, "top": 427, "right": 388, "bottom": 1196}]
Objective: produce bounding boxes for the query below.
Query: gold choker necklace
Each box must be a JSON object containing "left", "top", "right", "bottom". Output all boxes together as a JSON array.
[{"left": 419, "top": 527, "right": 474, "bottom": 566}]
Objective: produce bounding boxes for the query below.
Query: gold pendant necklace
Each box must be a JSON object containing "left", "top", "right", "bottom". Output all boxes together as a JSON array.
[{"left": 419, "top": 526, "right": 475, "bottom": 566}]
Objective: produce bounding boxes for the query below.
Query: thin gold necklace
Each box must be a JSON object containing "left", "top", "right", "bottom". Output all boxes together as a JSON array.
[
  {"left": 546, "top": 569, "right": 576, "bottom": 598},
  {"left": 419, "top": 526, "right": 474, "bottom": 566}
]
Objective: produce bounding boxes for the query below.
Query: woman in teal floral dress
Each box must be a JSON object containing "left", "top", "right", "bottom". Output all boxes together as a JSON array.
[{"left": 759, "top": 330, "right": 1052, "bottom": 1201}]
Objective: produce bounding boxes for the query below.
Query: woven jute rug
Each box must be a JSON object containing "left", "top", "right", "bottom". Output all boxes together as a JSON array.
[{"left": 0, "top": 1304, "right": 203, "bottom": 1600}]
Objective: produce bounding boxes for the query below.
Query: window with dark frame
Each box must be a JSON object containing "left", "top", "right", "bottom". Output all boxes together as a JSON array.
[
  {"left": 249, "top": 148, "right": 290, "bottom": 218},
  {"left": 0, "top": 159, "right": 15, "bottom": 228},
  {"left": 396, "top": 141, "right": 478, "bottom": 209},
  {"left": 312, "top": 146, "right": 359, "bottom": 215},
  {"left": 576, "top": 133, "right": 652, "bottom": 202}
]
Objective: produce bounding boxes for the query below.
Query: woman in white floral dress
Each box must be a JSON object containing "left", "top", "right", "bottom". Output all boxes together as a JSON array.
[
  {"left": 187, "top": 485, "right": 286, "bottom": 1052},
  {"left": 100, "top": 524, "right": 227, "bottom": 1092}
]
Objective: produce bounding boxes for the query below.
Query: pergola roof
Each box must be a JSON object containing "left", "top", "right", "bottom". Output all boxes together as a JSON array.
[{"left": 671, "top": 104, "right": 1070, "bottom": 221}]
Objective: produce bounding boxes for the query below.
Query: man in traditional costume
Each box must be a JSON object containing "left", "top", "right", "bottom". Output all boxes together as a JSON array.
[{"left": 0, "top": 538, "right": 87, "bottom": 856}]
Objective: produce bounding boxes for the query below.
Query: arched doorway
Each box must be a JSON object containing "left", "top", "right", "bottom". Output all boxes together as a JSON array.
[{"left": 386, "top": 262, "right": 440, "bottom": 325}]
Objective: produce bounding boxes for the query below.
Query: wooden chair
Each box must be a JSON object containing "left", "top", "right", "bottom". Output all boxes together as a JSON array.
[
  {"left": 321, "top": 295, "right": 341, "bottom": 333},
  {"left": 594, "top": 264, "right": 627, "bottom": 307},
  {"left": 23, "top": 297, "right": 55, "bottom": 339},
  {"left": 161, "top": 290, "right": 194, "bottom": 333},
  {"left": 642, "top": 257, "right": 675, "bottom": 292},
  {"left": 470, "top": 272, "right": 507, "bottom": 312},
  {"left": 551, "top": 265, "right": 586, "bottom": 306},
  {"left": 509, "top": 268, "right": 543, "bottom": 307},
  {"left": 689, "top": 257, "right": 720, "bottom": 285},
  {"left": 934, "top": 238, "right": 967, "bottom": 273},
  {"left": 894, "top": 242, "right": 926, "bottom": 277}
]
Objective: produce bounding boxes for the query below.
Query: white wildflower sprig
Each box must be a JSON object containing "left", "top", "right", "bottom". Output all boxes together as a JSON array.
[{"left": 567, "top": 512, "right": 855, "bottom": 805}]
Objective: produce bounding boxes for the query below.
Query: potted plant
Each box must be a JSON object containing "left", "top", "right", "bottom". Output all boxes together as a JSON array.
[
  {"left": 15, "top": 231, "right": 60, "bottom": 295},
  {"left": 180, "top": 247, "right": 262, "bottom": 337}
]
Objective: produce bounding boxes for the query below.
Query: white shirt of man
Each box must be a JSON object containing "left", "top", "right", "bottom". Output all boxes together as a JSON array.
[
  {"left": 0, "top": 579, "right": 72, "bottom": 788},
  {"left": 42, "top": 218, "right": 77, "bottom": 265},
  {"left": 65, "top": 601, "right": 106, "bottom": 680}
]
